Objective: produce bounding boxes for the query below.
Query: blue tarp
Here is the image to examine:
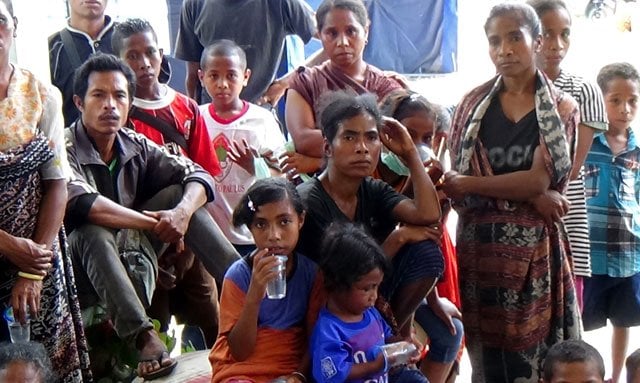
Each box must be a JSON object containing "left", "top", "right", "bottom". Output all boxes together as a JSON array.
[
  {"left": 363, "top": 0, "right": 457, "bottom": 74},
  {"left": 302, "top": 0, "right": 458, "bottom": 74}
]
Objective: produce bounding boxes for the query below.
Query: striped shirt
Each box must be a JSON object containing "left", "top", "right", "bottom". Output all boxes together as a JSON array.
[
  {"left": 584, "top": 129, "right": 640, "bottom": 277},
  {"left": 563, "top": 175, "right": 592, "bottom": 276},
  {"left": 554, "top": 70, "right": 608, "bottom": 131},
  {"left": 555, "top": 71, "right": 609, "bottom": 276}
]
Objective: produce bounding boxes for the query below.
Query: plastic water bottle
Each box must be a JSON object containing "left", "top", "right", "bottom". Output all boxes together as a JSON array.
[{"left": 380, "top": 341, "right": 419, "bottom": 367}]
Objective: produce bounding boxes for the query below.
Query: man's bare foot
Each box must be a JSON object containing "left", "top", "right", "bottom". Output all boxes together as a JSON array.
[{"left": 136, "top": 329, "right": 177, "bottom": 379}]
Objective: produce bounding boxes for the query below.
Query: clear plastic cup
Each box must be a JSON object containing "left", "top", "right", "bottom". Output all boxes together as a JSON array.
[
  {"left": 3, "top": 307, "right": 30, "bottom": 343},
  {"left": 380, "top": 341, "right": 418, "bottom": 367},
  {"left": 274, "top": 142, "right": 312, "bottom": 184},
  {"left": 266, "top": 255, "right": 287, "bottom": 299}
]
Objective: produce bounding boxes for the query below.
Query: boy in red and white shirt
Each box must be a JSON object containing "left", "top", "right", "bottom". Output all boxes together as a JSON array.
[{"left": 199, "top": 39, "right": 285, "bottom": 252}]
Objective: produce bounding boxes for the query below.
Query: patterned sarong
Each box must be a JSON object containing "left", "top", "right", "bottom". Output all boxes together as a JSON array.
[
  {"left": 0, "top": 134, "right": 92, "bottom": 382},
  {"left": 449, "top": 72, "right": 581, "bottom": 382}
]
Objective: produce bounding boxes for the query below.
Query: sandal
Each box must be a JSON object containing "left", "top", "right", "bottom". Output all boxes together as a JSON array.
[{"left": 137, "top": 351, "right": 178, "bottom": 380}]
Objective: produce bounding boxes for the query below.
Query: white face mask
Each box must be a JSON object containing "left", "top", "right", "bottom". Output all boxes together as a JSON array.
[{"left": 416, "top": 144, "right": 435, "bottom": 162}]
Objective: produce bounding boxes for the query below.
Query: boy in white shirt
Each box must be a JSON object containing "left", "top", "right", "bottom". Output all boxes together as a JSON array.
[{"left": 199, "top": 39, "right": 285, "bottom": 253}]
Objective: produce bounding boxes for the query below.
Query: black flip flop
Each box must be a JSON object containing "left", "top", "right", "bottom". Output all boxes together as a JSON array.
[{"left": 138, "top": 351, "right": 178, "bottom": 381}]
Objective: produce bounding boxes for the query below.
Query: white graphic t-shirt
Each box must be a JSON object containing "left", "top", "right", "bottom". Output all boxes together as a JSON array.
[{"left": 201, "top": 101, "right": 285, "bottom": 244}]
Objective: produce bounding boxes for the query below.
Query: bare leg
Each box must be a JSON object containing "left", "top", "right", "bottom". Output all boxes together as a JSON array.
[
  {"left": 421, "top": 359, "right": 454, "bottom": 383},
  {"left": 391, "top": 277, "right": 438, "bottom": 336},
  {"left": 611, "top": 326, "right": 629, "bottom": 383}
]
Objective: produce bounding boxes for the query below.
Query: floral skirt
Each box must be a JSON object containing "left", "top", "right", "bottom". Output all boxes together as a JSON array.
[
  {"left": 0, "top": 136, "right": 92, "bottom": 382},
  {"left": 457, "top": 208, "right": 581, "bottom": 382}
]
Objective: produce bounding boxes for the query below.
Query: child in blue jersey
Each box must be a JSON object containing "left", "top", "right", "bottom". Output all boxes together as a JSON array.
[
  {"left": 311, "top": 223, "right": 428, "bottom": 383},
  {"left": 209, "top": 177, "right": 323, "bottom": 383}
]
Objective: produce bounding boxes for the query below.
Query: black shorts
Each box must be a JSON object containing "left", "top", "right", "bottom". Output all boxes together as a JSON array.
[{"left": 582, "top": 272, "right": 640, "bottom": 331}]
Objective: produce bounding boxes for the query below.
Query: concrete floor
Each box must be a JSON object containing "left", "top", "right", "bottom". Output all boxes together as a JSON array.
[
  {"left": 456, "top": 322, "right": 640, "bottom": 382},
  {"left": 161, "top": 316, "right": 640, "bottom": 382}
]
